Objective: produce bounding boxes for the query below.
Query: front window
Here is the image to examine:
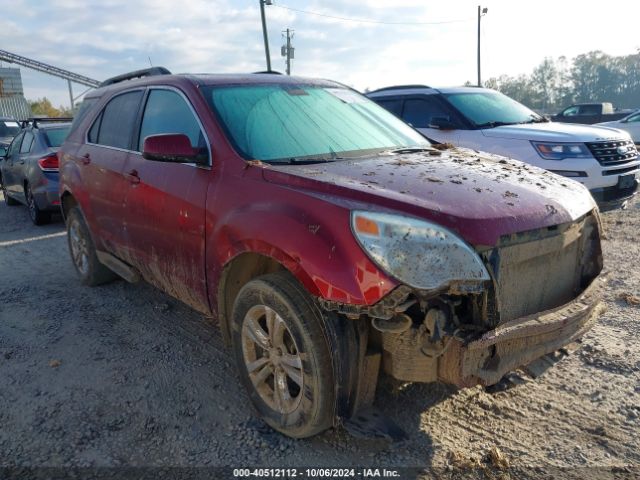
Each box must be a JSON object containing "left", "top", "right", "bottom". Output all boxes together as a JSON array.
[
  {"left": 0, "top": 120, "right": 20, "bottom": 137},
  {"left": 203, "top": 84, "right": 428, "bottom": 163},
  {"left": 444, "top": 91, "right": 542, "bottom": 128}
]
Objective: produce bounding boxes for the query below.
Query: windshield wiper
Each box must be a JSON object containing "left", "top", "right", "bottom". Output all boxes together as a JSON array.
[
  {"left": 268, "top": 157, "right": 341, "bottom": 165},
  {"left": 523, "top": 115, "right": 550, "bottom": 124}
]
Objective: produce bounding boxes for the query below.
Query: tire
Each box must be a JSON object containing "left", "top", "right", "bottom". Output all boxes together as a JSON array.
[
  {"left": 2, "top": 183, "right": 19, "bottom": 206},
  {"left": 66, "top": 207, "right": 117, "bottom": 286},
  {"left": 25, "top": 184, "right": 51, "bottom": 225},
  {"left": 231, "top": 271, "right": 336, "bottom": 438}
]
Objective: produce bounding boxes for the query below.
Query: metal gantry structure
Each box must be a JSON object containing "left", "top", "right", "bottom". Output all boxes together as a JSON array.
[{"left": 0, "top": 48, "right": 100, "bottom": 109}]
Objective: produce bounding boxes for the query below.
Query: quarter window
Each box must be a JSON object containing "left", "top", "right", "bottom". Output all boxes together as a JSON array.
[
  {"left": 91, "top": 91, "right": 143, "bottom": 149},
  {"left": 138, "top": 89, "right": 206, "bottom": 153}
]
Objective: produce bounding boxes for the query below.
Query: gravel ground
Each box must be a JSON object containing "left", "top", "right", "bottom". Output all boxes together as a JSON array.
[{"left": 0, "top": 191, "right": 639, "bottom": 479}]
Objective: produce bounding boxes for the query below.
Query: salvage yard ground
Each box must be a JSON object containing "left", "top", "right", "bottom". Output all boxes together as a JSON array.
[{"left": 0, "top": 191, "right": 639, "bottom": 479}]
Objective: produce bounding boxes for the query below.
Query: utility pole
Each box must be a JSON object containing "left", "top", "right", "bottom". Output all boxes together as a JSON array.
[
  {"left": 477, "top": 6, "right": 488, "bottom": 86},
  {"left": 281, "top": 29, "right": 294, "bottom": 75},
  {"left": 67, "top": 80, "right": 74, "bottom": 110},
  {"left": 259, "top": 0, "right": 272, "bottom": 71}
]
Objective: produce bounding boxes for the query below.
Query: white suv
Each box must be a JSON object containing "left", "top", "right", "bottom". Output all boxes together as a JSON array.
[{"left": 367, "top": 85, "right": 640, "bottom": 208}]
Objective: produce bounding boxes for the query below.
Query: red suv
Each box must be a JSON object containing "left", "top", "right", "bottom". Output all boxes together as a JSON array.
[{"left": 59, "top": 68, "right": 604, "bottom": 438}]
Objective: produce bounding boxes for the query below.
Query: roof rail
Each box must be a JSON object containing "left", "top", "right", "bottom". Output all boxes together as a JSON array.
[
  {"left": 100, "top": 67, "right": 172, "bottom": 87},
  {"left": 252, "top": 70, "right": 283, "bottom": 75},
  {"left": 368, "top": 84, "right": 431, "bottom": 94},
  {"left": 21, "top": 117, "right": 73, "bottom": 129}
]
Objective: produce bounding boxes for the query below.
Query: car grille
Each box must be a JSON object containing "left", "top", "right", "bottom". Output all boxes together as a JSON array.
[
  {"left": 585, "top": 140, "right": 638, "bottom": 166},
  {"left": 483, "top": 212, "right": 602, "bottom": 324}
]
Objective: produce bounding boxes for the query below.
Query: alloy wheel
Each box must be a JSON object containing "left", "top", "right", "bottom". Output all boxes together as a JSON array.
[
  {"left": 241, "top": 305, "right": 304, "bottom": 414},
  {"left": 26, "top": 187, "right": 37, "bottom": 221},
  {"left": 69, "top": 218, "right": 90, "bottom": 276}
]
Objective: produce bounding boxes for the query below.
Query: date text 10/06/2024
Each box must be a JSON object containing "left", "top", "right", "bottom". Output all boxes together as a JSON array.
[{"left": 232, "top": 468, "right": 401, "bottom": 478}]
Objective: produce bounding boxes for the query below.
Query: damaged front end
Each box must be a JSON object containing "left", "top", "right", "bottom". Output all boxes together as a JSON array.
[{"left": 321, "top": 209, "right": 604, "bottom": 388}]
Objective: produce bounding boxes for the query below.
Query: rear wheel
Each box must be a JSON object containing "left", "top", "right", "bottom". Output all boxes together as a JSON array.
[
  {"left": 66, "top": 207, "right": 117, "bottom": 286},
  {"left": 231, "top": 271, "right": 336, "bottom": 438},
  {"left": 25, "top": 184, "right": 51, "bottom": 225}
]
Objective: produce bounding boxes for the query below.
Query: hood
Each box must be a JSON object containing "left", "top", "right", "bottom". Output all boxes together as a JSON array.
[
  {"left": 261, "top": 147, "right": 596, "bottom": 247},
  {"left": 481, "top": 121, "right": 630, "bottom": 142}
]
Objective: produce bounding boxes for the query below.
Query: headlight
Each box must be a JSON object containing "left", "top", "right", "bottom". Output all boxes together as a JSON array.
[
  {"left": 351, "top": 211, "right": 490, "bottom": 290},
  {"left": 531, "top": 141, "right": 591, "bottom": 160}
]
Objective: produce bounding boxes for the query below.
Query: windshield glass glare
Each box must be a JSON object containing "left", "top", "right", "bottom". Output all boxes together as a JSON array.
[
  {"left": 445, "top": 91, "right": 541, "bottom": 127},
  {"left": 204, "top": 85, "right": 429, "bottom": 162}
]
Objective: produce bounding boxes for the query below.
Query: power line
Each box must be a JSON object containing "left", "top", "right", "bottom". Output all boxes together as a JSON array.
[{"left": 272, "top": 4, "right": 473, "bottom": 25}]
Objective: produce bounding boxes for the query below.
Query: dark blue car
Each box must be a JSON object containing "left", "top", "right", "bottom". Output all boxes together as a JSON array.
[{"left": 0, "top": 118, "right": 71, "bottom": 225}]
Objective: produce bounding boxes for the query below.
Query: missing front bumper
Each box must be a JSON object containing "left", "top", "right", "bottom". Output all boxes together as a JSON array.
[{"left": 382, "top": 274, "right": 605, "bottom": 387}]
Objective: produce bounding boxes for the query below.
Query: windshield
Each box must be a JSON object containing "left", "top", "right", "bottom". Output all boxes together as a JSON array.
[
  {"left": 0, "top": 120, "right": 20, "bottom": 138},
  {"left": 444, "top": 91, "right": 542, "bottom": 127},
  {"left": 43, "top": 126, "right": 71, "bottom": 147},
  {"left": 203, "top": 84, "right": 429, "bottom": 162}
]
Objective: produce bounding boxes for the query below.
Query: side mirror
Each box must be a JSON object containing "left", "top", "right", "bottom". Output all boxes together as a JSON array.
[
  {"left": 0, "top": 146, "right": 7, "bottom": 158},
  {"left": 142, "top": 134, "right": 204, "bottom": 164},
  {"left": 429, "top": 117, "right": 457, "bottom": 130}
]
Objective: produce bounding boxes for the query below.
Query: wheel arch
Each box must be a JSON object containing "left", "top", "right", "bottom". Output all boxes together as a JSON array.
[
  {"left": 217, "top": 251, "right": 299, "bottom": 345},
  {"left": 60, "top": 190, "right": 79, "bottom": 222}
]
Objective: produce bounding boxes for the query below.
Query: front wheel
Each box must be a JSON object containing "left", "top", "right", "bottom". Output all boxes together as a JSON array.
[
  {"left": 66, "top": 207, "right": 117, "bottom": 286},
  {"left": 231, "top": 271, "right": 336, "bottom": 438},
  {"left": 2, "top": 182, "right": 19, "bottom": 206}
]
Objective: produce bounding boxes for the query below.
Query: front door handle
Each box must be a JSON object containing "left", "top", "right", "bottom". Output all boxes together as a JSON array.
[
  {"left": 81, "top": 153, "right": 91, "bottom": 165},
  {"left": 125, "top": 169, "right": 140, "bottom": 184}
]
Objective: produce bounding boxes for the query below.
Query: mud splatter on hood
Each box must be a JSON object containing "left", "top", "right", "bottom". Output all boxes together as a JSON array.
[{"left": 261, "top": 147, "right": 596, "bottom": 246}]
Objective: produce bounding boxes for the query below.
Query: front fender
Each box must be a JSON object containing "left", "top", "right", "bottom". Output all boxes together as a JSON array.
[{"left": 207, "top": 193, "right": 397, "bottom": 308}]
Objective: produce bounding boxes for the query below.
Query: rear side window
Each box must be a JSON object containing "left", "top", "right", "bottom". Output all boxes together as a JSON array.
[
  {"left": 137, "top": 89, "right": 205, "bottom": 152},
  {"left": 402, "top": 98, "right": 449, "bottom": 128},
  {"left": 375, "top": 99, "right": 403, "bottom": 117},
  {"left": 19, "top": 131, "right": 34, "bottom": 153},
  {"left": 44, "top": 127, "right": 71, "bottom": 147},
  {"left": 91, "top": 91, "right": 143, "bottom": 149}
]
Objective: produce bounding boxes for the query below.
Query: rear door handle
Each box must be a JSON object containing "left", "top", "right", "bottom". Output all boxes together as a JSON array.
[
  {"left": 125, "top": 169, "right": 140, "bottom": 184},
  {"left": 81, "top": 153, "right": 91, "bottom": 165}
]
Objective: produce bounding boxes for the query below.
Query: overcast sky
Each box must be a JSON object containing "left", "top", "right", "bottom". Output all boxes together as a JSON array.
[{"left": 1, "top": 0, "right": 639, "bottom": 109}]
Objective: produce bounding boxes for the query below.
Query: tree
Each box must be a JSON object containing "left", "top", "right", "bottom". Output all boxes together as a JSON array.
[
  {"left": 485, "top": 50, "right": 640, "bottom": 112},
  {"left": 28, "top": 97, "right": 72, "bottom": 117}
]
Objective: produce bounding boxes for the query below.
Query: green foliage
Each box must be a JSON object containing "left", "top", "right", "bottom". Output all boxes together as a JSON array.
[
  {"left": 28, "top": 97, "right": 73, "bottom": 118},
  {"left": 485, "top": 51, "right": 640, "bottom": 113}
]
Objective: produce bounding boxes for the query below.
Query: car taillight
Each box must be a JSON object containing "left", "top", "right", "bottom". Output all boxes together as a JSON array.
[{"left": 38, "top": 153, "right": 59, "bottom": 171}]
